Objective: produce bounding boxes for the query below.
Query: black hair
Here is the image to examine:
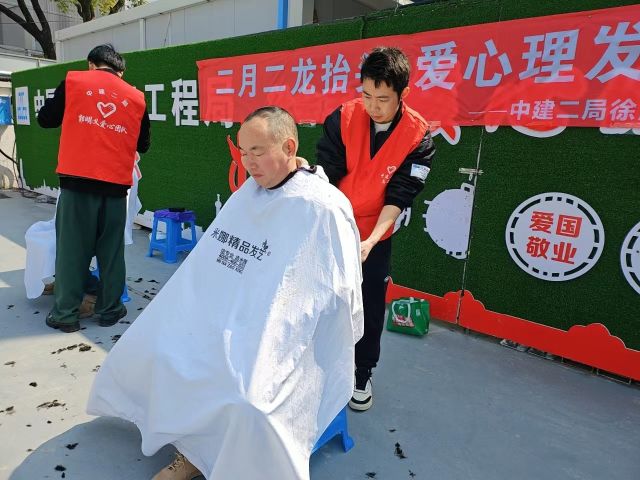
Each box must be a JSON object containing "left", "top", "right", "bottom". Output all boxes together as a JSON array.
[
  {"left": 360, "top": 47, "right": 410, "bottom": 97},
  {"left": 87, "top": 44, "right": 126, "bottom": 72}
]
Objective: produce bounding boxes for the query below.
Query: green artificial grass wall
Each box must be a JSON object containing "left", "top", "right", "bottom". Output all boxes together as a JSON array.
[
  {"left": 464, "top": 127, "right": 640, "bottom": 349},
  {"left": 12, "top": 0, "right": 640, "bottom": 349}
]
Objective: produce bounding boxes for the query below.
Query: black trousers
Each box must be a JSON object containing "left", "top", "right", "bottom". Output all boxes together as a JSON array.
[{"left": 355, "top": 237, "right": 392, "bottom": 370}]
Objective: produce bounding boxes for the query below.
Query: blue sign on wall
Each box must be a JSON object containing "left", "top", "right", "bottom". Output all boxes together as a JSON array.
[{"left": 0, "top": 96, "right": 13, "bottom": 125}]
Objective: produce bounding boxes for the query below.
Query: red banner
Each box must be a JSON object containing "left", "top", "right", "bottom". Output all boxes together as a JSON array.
[{"left": 198, "top": 5, "right": 640, "bottom": 127}]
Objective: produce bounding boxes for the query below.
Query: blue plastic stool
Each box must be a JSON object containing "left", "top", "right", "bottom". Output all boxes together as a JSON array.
[
  {"left": 312, "top": 407, "right": 354, "bottom": 454},
  {"left": 90, "top": 266, "right": 130, "bottom": 303},
  {"left": 147, "top": 209, "right": 197, "bottom": 264}
]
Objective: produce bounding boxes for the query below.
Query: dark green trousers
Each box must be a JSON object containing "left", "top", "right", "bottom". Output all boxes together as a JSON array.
[{"left": 51, "top": 188, "right": 126, "bottom": 324}]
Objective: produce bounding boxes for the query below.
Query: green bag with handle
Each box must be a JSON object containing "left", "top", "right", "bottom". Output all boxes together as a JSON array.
[{"left": 386, "top": 297, "right": 430, "bottom": 336}]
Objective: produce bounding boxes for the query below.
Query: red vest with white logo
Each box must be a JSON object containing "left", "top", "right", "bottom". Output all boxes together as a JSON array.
[
  {"left": 57, "top": 70, "right": 146, "bottom": 186},
  {"left": 338, "top": 98, "right": 428, "bottom": 241}
]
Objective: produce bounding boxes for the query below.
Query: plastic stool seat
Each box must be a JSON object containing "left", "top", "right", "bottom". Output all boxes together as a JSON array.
[
  {"left": 148, "top": 209, "right": 197, "bottom": 264},
  {"left": 311, "top": 407, "right": 354, "bottom": 454}
]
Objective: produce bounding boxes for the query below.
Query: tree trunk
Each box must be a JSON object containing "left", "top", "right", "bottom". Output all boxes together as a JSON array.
[
  {"left": 0, "top": 1, "right": 56, "bottom": 59},
  {"left": 75, "top": 0, "right": 95, "bottom": 22},
  {"left": 109, "top": 0, "right": 126, "bottom": 15},
  {"left": 40, "top": 37, "right": 57, "bottom": 60}
]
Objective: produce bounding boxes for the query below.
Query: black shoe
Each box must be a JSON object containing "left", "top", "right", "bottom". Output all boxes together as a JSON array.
[
  {"left": 349, "top": 368, "right": 373, "bottom": 411},
  {"left": 99, "top": 306, "right": 127, "bottom": 327},
  {"left": 46, "top": 313, "right": 80, "bottom": 333}
]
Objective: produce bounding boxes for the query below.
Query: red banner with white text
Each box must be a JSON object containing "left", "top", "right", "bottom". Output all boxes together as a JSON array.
[{"left": 197, "top": 5, "right": 640, "bottom": 127}]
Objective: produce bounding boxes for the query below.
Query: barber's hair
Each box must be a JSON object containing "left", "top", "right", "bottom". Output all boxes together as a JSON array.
[
  {"left": 361, "top": 47, "right": 410, "bottom": 97},
  {"left": 87, "top": 44, "right": 126, "bottom": 72},
  {"left": 244, "top": 106, "right": 298, "bottom": 146}
]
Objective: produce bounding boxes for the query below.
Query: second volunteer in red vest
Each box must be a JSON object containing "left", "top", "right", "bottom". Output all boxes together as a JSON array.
[
  {"left": 57, "top": 70, "right": 146, "bottom": 184},
  {"left": 316, "top": 47, "right": 436, "bottom": 412},
  {"left": 38, "top": 44, "right": 150, "bottom": 333}
]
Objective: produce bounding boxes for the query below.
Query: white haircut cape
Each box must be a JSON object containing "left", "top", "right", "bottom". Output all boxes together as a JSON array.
[{"left": 87, "top": 170, "right": 364, "bottom": 479}]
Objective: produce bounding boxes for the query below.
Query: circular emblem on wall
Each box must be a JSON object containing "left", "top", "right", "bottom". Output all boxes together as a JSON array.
[
  {"left": 505, "top": 192, "right": 605, "bottom": 281},
  {"left": 621, "top": 221, "right": 640, "bottom": 295},
  {"left": 423, "top": 183, "right": 474, "bottom": 259}
]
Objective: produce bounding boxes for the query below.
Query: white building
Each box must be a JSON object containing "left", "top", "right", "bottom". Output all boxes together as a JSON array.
[{"left": 55, "top": 0, "right": 416, "bottom": 62}]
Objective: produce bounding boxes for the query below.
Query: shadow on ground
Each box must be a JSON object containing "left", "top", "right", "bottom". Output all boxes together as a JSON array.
[{"left": 9, "top": 417, "right": 176, "bottom": 480}]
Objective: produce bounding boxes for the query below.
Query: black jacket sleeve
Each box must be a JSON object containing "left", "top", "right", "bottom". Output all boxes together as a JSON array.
[
  {"left": 37, "top": 80, "right": 65, "bottom": 128},
  {"left": 137, "top": 110, "right": 151, "bottom": 154},
  {"left": 315, "top": 106, "right": 346, "bottom": 186},
  {"left": 384, "top": 130, "right": 436, "bottom": 210}
]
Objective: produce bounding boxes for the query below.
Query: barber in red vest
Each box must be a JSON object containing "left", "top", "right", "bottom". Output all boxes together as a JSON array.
[
  {"left": 316, "top": 47, "right": 435, "bottom": 411},
  {"left": 38, "top": 44, "right": 150, "bottom": 333}
]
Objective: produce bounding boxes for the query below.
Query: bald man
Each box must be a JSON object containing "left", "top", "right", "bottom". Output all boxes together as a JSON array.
[{"left": 88, "top": 106, "right": 363, "bottom": 480}]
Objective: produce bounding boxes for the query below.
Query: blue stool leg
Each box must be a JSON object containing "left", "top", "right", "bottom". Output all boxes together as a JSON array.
[
  {"left": 163, "top": 219, "right": 178, "bottom": 263},
  {"left": 147, "top": 217, "right": 159, "bottom": 257},
  {"left": 93, "top": 264, "right": 129, "bottom": 303},
  {"left": 190, "top": 220, "right": 197, "bottom": 248},
  {"left": 340, "top": 411, "right": 355, "bottom": 452},
  {"left": 312, "top": 407, "right": 354, "bottom": 454}
]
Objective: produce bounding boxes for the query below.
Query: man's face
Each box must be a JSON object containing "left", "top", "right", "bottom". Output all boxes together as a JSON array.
[
  {"left": 361, "top": 78, "right": 408, "bottom": 124},
  {"left": 238, "top": 117, "right": 295, "bottom": 189}
]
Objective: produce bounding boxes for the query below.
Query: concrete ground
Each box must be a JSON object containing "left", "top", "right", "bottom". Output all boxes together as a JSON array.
[{"left": 1, "top": 189, "right": 639, "bottom": 480}]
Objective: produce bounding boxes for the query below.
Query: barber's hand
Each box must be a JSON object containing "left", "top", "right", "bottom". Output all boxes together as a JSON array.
[
  {"left": 360, "top": 238, "right": 376, "bottom": 263},
  {"left": 296, "top": 157, "right": 309, "bottom": 168}
]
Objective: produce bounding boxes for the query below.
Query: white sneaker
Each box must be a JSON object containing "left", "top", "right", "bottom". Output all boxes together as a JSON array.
[{"left": 349, "top": 369, "right": 372, "bottom": 411}]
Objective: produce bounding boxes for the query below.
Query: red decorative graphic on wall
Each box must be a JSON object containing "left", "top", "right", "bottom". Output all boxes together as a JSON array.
[
  {"left": 226, "top": 135, "right": 247, "bottom": 193},
  {"left": 386, "top": 278, "right": 640, "bottom": 381}
]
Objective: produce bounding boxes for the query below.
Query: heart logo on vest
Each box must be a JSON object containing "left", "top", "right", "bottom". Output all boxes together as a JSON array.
[
  {"left": 380, "top": 165, "right": 397, "bottom": 184},
  {"left": 97, "top": 102, "right": 117, "bottom": 119}
]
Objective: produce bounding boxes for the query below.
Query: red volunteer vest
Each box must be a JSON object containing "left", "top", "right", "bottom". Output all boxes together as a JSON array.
[
  {"left": 57, "top": 70, "right": 146, "bottom": 186},
  {"left": 338, "top": 98, "right": 428, "bottom": 241}
]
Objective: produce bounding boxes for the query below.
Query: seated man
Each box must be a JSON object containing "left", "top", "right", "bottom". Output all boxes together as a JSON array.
[{"left": 87, "top": 106, "right": 364, "bottom": 480}]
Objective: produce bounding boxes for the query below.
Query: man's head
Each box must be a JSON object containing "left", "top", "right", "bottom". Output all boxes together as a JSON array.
[
  {"left": 360, "top": 47, "right": 410, "bottom": 124},
  {"left": 87, "top": 44, "right": 126, "bottom": 76},
  {"left": 237, "top": 106, "right": 298, "bottom": 189}
]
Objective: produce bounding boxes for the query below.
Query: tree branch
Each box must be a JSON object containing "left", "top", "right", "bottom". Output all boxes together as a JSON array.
[
  {"left": 109, "top": 0, "right": 125, "bottom": 15},
  {"left": 0, "top": 1, "right": 56, "bottom": 59},
  {"left": 16, "top": 0, "right": 39, "bottom": 33},
  {"left": 76, "top": 0, "right": 95, "bottom": 22},
  {"left": 0, "top": 4, "right": 38, "bottom": 37},
  {"left": 31, "top": 0, "right": 51, "bottom": 37}
]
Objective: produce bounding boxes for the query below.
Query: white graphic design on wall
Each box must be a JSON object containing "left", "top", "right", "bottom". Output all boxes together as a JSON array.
[
  {"left": 621, "top": 221, "right": 640, "bottom": 295},
  {"left": 599, "top": 126, "right": 640, "bottom": 135},
  {"left": 431, "top": 125, "right": 461, "bottom": 145},
  {"left": 423, "top": 183, "right": 474, "bottom": 259},
  {"left": 505, "top": 192, "right": 605, "bottom": 281},
  {"left": 393, "top": 207, "right": 412, "bottom": 234}
]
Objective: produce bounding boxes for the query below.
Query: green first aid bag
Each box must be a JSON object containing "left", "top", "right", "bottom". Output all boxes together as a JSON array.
[{"left": 386, "top": 297, "right": 430, "bottom": 336}]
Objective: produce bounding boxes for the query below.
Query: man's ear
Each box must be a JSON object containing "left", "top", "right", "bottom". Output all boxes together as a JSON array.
[
  {"left": 400, "top": 86, "right": 410, "bottom": 101},
  {"left": 283, "top": 137, "right": 297, "bottom": 157}
]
